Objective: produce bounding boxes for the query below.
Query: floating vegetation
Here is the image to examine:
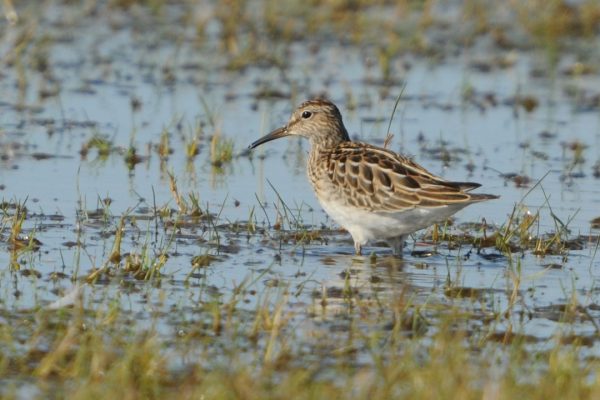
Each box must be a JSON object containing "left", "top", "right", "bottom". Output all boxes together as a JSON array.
[{"left": 80, "top": 134, "right": 113, "bottom": 159}]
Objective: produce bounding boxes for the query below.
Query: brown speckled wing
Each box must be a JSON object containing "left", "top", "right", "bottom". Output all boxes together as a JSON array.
[{"left": 322, "top": 142, "right": 497, "bottom": 212}]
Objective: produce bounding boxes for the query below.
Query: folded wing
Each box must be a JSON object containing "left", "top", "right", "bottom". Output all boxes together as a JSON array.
[{"left": 324, "top": 142, "right": 498, "bottom": 212}]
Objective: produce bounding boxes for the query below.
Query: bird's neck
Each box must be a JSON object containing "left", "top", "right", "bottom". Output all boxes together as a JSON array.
[{"left": 309, "top": 128, "right": 351, "bottom": 153}]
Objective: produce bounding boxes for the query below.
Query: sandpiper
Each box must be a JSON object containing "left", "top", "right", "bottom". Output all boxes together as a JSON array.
[{"left": 249, "top": 99, "right": 498, "bottom": 256}]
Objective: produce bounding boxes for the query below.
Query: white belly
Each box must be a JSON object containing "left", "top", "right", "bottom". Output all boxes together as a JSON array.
[{"left": 318, "top": 197, "right": 465, "bottom": 246}]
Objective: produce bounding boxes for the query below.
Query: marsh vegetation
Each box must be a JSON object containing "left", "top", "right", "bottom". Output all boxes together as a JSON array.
[{"left": 1, "top": 0, "right": 600, "bottom": 398}]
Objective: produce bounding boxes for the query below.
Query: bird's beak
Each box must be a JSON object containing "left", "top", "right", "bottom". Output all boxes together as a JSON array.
[{"left": 248, "top": 126, "right": 289, "bottom": 149}]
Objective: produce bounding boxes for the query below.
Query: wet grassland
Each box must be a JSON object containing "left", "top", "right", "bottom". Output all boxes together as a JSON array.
[{"left": 2, "top": 0, "right": 600, "bottom": 398}]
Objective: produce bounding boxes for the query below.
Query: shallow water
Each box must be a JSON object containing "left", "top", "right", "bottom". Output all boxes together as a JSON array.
[{"left": 1, "top": 1, "right": 600, "bottom": 370}]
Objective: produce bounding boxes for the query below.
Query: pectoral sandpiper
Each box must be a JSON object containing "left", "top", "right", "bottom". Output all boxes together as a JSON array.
[{"left": 249, "top": 99, "right": 498, "bottom": 256}]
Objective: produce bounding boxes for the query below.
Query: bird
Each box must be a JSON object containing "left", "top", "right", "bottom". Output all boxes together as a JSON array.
[{"left": 249, "top": 99, "right": 498, "bottom": 257}]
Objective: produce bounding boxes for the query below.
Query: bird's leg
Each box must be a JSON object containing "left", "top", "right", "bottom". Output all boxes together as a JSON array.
[
  {"left": 388, "top": 235, "right": 406, "bottom": 257},
  {"left": 354, "top": 241, "right": 362, "bottom": 255}
]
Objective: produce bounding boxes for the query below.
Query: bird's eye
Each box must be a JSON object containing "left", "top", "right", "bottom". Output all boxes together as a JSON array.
[{"left": 301, "top": 111, "right": 312, "bottom": 119}]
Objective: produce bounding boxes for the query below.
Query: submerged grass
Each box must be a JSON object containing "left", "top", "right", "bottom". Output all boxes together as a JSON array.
[
  {"left": 2, "top": 0, "right": 600, "bottom": 398},
  {"left": 0, "top": 286, "right": 599, "bottom": 399},
  {"left": 210, "top": 132, "right": 234, "bottom": 169},
  {"left": 2, "top": 182, "right": 598, "bottom": 398}
]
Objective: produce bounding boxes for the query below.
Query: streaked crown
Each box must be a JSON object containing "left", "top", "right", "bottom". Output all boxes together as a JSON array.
[{"left": 285, "top": 99, "right": 351, "bottom": 147}]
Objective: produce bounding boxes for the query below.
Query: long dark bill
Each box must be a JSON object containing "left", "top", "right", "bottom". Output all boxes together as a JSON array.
[{"left": 248, "top": 126, "right": 289, "bottom": 149}]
